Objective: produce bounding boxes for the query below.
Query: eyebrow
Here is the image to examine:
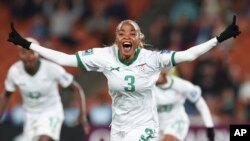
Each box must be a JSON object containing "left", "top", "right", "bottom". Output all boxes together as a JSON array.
[{"left": 118, "top": 29, "right": 136, "bottom": 32}]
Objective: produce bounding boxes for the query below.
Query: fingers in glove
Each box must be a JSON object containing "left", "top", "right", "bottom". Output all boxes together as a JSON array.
[
  {"left": 10, "top": 21, "right": 17, "bottom": 33},
  {"left": 232, "top": 15, "right": 236, "bottom": 26}
]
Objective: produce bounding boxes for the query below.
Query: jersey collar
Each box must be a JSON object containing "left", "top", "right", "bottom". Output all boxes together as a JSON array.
[
  {"left": 118, "top": 47, "right": 141, "bottom": 66},
  {"left": 157, "top": 76, "right": 173, "bottom": 90}
]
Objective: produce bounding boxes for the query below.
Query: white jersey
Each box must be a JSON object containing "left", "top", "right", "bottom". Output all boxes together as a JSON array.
[
  {"left": 76, "top": 45, "right": 175, "bottom": 132},
  {"left": 5, "top": 59, "right": 73, "bottom": 114},
  {"left": 154, "top": 75, "right": 201, "bottom": 127}
]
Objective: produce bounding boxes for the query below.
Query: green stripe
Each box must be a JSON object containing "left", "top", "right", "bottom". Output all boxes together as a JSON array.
[
  {"left": 75, "top": 53, "right": 87, "bottom": 70},
  {"left": 158, "top": 77, "right": 174, "bottom": 90},
  {"left": 171, "top": 51, "right": 176, "bottom": 66},
  {"left": 118, "top": 47, "right": 141, "bottom": 66}
]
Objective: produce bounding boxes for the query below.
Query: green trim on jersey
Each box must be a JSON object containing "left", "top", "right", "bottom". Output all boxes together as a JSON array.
[
  {"left": 118, "top": 48, "right": 141, "bottom": 66},
  {"left": 158, "top": 77, "right": 174, "bottom": 90},
  {"left": 25, "top": 60, "right": 41, "bottom": 76},
  {"left": 171, "top": 51, "right": 176, "bottom": 66},
  {"left": 76, "top": 53, "right": 87, "bottom": 70}
]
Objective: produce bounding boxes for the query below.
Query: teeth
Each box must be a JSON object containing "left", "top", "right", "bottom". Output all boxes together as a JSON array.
[{"left": 124, "top": 42, "right": 130, "bottom": 45}]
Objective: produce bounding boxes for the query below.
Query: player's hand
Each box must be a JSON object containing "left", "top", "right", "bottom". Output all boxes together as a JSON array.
[
  {"left": 206, "top": 127, "right": 215, "bottom": 141},
  {"left": 78, "top": 113, "right": 90, "bottom": 135},
  {"left": 216, "top": 15, "right": 241, "bottom": 43},
  {"left": 8, "top": 22, "right": 31, "bottom": 49}
]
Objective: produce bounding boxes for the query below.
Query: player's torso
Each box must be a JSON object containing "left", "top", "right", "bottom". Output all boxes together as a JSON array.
[
  {"left": 155, "top": 81, "right": 187, "bottom": 119},
  {"left": 101, "top": 48, "right": 160, "bottom": 129},
  {"left": 13, "top": 60, "right": 61, "bottom": 112},
  {"left": 102, "top": 48, "right": 159, "bottom": 95}
]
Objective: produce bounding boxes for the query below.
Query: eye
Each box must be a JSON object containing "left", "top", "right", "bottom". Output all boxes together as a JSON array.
[
  {"left": 117, "top": 32, "right": 124, "bottom": 36},
  {"left": 130, "top": 31, "right": 137, "bottom": 37}
]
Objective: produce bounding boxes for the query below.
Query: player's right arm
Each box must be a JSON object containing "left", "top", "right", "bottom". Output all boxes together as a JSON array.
[
  {"left": 0, "top": 91, "right": 13, "bottom": 117},
  {"left": 1, "top": 64, "right": 17, "bottom": 118}
]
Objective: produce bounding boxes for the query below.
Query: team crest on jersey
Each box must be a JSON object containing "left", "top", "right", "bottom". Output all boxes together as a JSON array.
[
  {"left": 160, "top": 50, "right": 171, "bottom": 54},
  {"left": 137, "top": 63, "right": 146, "bottom": 72},
  {"left": 82, "top": 49, "right": 93, "bottom": 56}
]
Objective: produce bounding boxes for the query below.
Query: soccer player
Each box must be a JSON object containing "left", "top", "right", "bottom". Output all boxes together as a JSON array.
[
  {"left": 0, "top": 38, "right": 89, "bottom": 141},
  {"left": 7, "top": 16, "right": 240, "bottom": 141},
  {"left": 154, "top": 69, "right": 214, "bottom": 141}
]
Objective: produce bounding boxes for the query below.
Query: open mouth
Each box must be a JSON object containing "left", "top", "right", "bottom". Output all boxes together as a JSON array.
[{"left": 122, "top": 42, "right": 132, "bottom": 52}]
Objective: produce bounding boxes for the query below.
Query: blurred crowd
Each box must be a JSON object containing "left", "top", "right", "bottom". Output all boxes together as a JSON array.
[{"left": 1, "top": 0, "right": 250, "bottom": 129}]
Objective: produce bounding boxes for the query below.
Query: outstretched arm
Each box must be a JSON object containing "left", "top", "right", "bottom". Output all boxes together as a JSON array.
[
  {"left": 174, "top": 38, "right": 217, "bottom": 64},
  {"left": 173, "top": 15, "right": 241, "bottom": 65},
  {"left": 195, "top": 97, "right": 215, "bottom": 141},
  {"left": 30, "top": 44, "right": 77, "bottom": 67},
  {"left": 7, "top": 22, "right": 78, "bottom": 67},
  {"left": 68, "top": 81, "right": 89, "bottom": 134}
]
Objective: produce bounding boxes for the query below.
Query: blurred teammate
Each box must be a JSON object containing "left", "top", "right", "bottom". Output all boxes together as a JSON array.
[
  {"left": 7, "top": 16, "right": 240, "bottom": 141},
  {"left": 0, "top": 38, "right": 89, "bottom": 141},
  {"left": 154, "top": 69, "right": 214, "bottom": 141}
]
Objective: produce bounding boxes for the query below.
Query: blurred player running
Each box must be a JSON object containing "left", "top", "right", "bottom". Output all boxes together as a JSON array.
[
  {"left": 154, "top": 69, "right": 214, "bottom": 141},
  {"left": 0, "top": 38, "right": 89, "bottom": 141}
]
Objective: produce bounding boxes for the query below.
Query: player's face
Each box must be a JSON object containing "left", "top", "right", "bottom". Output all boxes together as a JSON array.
[
  {"left": 116, "top": 22, "right": 140, "bottom": 61},
  {"left": 19, "top": 48, "right": 39, "bottom": 71}
]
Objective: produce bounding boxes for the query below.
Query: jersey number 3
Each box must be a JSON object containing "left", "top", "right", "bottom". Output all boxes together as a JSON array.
[{"left": 124, "top": 75, "right": 135, "bottom": 92}]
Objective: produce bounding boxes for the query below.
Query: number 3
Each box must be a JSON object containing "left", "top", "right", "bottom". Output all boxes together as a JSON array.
[{"left": 124, "top": 75, "right": 135, "bottom": 92}]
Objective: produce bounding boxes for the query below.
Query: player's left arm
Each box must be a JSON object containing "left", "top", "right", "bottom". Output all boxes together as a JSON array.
[
  {"left": 0, "top": 91, "right": 13, "bottom": 120},
  {"left": 195, "top": 97, "right": 215, "bottom": 141},
  {"left": 172, "top": 15, "right": 240, "bottom": 65},
  {"left": 181, "top": 78, "right": 215, "bottom": 141},
  {"left": 68, "top": 81, "right": 89, "bottom": 135}
]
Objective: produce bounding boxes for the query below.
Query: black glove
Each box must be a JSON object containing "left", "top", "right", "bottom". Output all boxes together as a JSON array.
[
  {"left": 206, "top": 127, "right": 215, "bottom": 141},
  {"left": 216, "top": 15, "right": 241, "bottom": 43},
  {"left": 8, "top": 22, "right": 31, "bottom": 49}
]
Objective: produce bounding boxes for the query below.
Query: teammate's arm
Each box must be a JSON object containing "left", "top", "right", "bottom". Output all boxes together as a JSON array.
[
  {"left": 195, "top": 97, "right": 215, "bottom": 141},
  {"left": 68, "top": 81, "right": 89, "bottom": 134},
  {"left": 0, "top": 91, "right": 13, "bottom": 118},
  {"left": 173, "top": 15, "right": 240, "bottom": 65}
]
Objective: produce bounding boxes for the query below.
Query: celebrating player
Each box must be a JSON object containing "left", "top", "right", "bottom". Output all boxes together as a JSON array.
[
  {"left": 154, "top": 69, "right": 214, "bottom": 141},
  {"left": 7, "top": 16, "right": 240, "bottom": 140},
  {"left": 0, "top": 38, "right": 89, "bottom": 141}
]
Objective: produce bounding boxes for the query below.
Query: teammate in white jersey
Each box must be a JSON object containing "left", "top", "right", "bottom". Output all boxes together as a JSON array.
[
  {"left": 0, "top": 38, "right": 89, "bottom": 141},
  {"left": 154, "top": 69, "right": 214, "bottom": 141},
  {"left": 7, "top": 16, "right": 240, "bottom": 141}
]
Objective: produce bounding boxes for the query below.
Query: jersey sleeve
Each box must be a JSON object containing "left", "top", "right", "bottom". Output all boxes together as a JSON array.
[
  {"left": 186, "top": 85, "right": 202, "bottom": 103},
  {"left": 148, "top": 50, "right": 175, "bottom": 71},
  {"left": 4, "top": 67, "right": 17, "bottom": 92},
  {"left": 52, "top": 64, "right": 74, "bottom": 88},
  {"left": 75, "top": 48, "right": 106, "bottom": 72},
  {"left": 172, "top": 76, "right": 201, "bottom": 103}
]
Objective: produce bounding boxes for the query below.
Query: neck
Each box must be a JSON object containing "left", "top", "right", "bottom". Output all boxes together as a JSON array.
[
  {"left": 121, "top": 54, "right": 134, "bottom": 63},
  {"left": 25, "top": 60, "right": 40, "bottom": 76},
  {"left": 156, "top": 77, "right": 168, "bottom": 85},
  {"left": 118, "top": 48, "right": 140, "bottom": 66}
]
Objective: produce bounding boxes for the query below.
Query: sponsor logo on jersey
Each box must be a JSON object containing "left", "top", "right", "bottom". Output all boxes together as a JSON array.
[
  {"left": 110, "top": 67, "right": 120, "bottom": 72},
  {"left": 82, "top": 49, "right": 93, "bottom": 56},
  {"left": 160, "top": 50, "right": 171, "bottom": 54}
]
